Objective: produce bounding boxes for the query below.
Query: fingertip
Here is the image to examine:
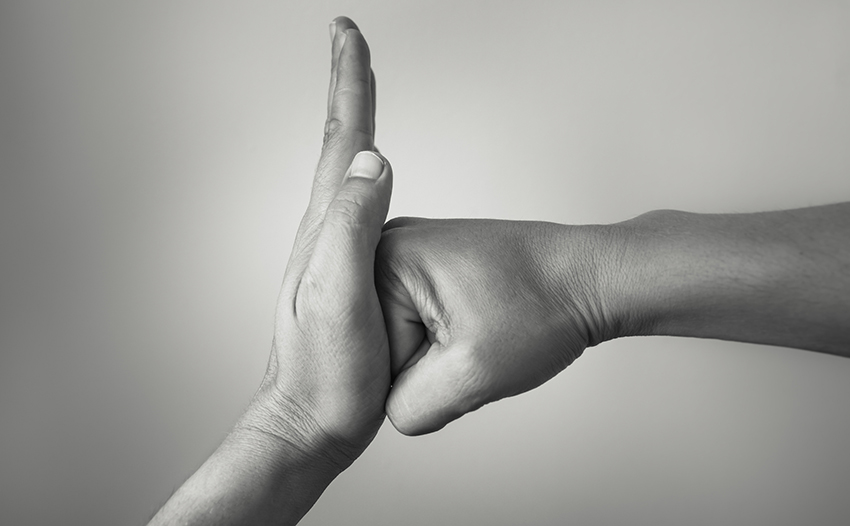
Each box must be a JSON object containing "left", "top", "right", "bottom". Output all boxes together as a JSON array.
[
  {"left": 332, "top": 16, "right": 360, "bottom": 32},
  {"left": 338, "top": 26, "right": 371, "bottom": 62},
  {"left": 328, "top": 28, "right": 373, "bottom": 148},
  {"left": 330, "top": 19, "right": 362, "bottom": 64}
]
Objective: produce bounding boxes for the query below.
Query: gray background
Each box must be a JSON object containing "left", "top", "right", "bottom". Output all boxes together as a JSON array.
[{"left": 2, "top": 1, "right": 849, "bottom": 525}]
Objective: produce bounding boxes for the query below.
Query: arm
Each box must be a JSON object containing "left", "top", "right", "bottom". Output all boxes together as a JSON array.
[
  {"left": 145, "top": 414, "right": 348, "bottom": 525},
  {"left": 149, "top": 17, "right": 393, "bottom": 525},
  {"left": 375, "top": 202, "right": 850, "bottom": 435},
  {"left": 605, "top": 203, "right": 850, "bottom": 356}
]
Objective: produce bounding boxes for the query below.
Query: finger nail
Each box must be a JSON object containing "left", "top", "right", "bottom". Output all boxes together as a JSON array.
[
  {"left": 349, "top": 151, "right": 384, "bottom": 180},
  {"left": 329, "top": 21, "right": 336, "bottom": 43}
]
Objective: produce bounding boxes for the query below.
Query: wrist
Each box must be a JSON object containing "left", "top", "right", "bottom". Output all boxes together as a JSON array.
[
  {"left": 148, "top": 387, "right": 347, "bottom": 526},
  {"left": 582, "top": 220, "right": 650, "bottom": 343},
  {"left": 533, "top": 221, "right": 631, "bottom": 347},
  {"left": 237, "top": 380, "right": 362, "bottom": 476},
  {"left": 597, "top": 210, "right": 685, "bottom": 340},
  {"left": 538, "top": 216, "right": 682, "bottom": 346},
  {"left": 599, "top": 209, "right": 738, "bottom": 341}
]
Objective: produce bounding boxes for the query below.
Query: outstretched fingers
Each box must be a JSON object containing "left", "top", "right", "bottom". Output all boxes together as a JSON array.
[{"left": 284, "top": 18, "right": 376, "bottom": 295}]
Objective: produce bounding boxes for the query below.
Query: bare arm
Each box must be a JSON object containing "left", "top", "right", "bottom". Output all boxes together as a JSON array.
[
  {"left": 147, "top": 411, "right": 348, "bottom": 526},
  {"left": 149, "top": 17, "right": 393, "bottom": 525},
  {"left": 376, "top": 202, "right": 850, "bottom": 434},
  {"left": 605, "top": 203, "right": 850, "bottom": 356}
]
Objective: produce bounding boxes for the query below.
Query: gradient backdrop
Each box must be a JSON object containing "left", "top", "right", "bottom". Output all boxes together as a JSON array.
[{"left": 2, "top": 1, "right": 850, "bottom": 525}]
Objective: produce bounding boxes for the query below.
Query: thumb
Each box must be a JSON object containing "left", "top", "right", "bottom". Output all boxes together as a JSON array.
[
  {"left": 304, "top": 150, "right": 392, "bottom": 298},
  {"left": 386, "top": 340, "right": 488, "bottom": 435}
]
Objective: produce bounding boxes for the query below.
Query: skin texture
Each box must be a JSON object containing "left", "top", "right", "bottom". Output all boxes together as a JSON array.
[
  {"left": 613, "top": 204, "right": 850, "bottom": 355},
  {"left": 148, "top": 15, "right": 850, "bottom": 525},
  {"left": 376, "top": 218, "right": 608, "bottom": 435},
  {"left": 376, "top": 204, "right": 850, "bottom": 436},
  {"left": 149, "top": 17, "right": 391, "bottom": 526}
]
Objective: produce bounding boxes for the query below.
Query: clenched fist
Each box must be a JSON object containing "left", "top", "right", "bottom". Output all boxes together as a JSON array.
[{"left": 376, "top": 217, "right": 618, "bottom": 435}]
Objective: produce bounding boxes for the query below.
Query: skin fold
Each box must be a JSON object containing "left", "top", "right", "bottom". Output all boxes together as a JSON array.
[
  {"left": 377, "top": 205, "right": 850, "bottom": 435},
  {"left": 149, "top": 16, "right": 850, "bottom": 525},
  {"left": 149, "top": 17, "right": 391, "bottom": 526}
]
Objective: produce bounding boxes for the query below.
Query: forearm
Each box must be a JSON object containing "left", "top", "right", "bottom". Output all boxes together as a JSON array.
[
  {"left": 599, "top": 203, "right": 850, "bottom": 356},
  {"left": 148, "top": 392, "right": 347, "bottom": 526}
]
